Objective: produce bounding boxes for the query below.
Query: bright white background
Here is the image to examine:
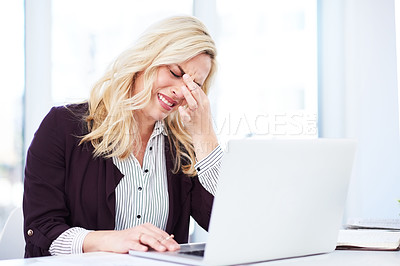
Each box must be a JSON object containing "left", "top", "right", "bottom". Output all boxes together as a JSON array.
[{"left": 319, "top": 0, "right": 400, "bottom": 220}]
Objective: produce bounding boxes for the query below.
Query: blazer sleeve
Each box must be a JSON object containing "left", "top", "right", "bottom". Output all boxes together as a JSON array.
[
  {"left": 189, "top": 146, "right": 222, "bottom": 231},
  {"left": 190, "top": 175, "right": 215, "bottom": 231},
  {"left": 23, "top": 107, "right": 72, "bottom": 257}
]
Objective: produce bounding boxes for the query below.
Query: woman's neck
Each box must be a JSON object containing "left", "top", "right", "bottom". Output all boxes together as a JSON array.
[
  {"left": 133, "top": 111, "right": 156, "bottom": 167},
  {"left": 134, "top": 110, "right": 157, "bottom": 146}
]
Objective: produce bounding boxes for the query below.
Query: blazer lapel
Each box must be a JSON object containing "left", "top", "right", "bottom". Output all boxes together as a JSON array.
[
  {"left": 104, "top": 157, "right": 124, "bottom": 228},
  {"left": 164, "top": 137, "right": 192, "bottom": 233}
]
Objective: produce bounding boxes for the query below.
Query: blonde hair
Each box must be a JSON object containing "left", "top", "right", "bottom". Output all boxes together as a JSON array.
[{"left": 80, "top": 15, "right": 217, "bottom": 176}]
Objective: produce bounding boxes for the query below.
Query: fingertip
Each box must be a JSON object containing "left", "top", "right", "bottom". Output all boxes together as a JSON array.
[
  {"left": 134, "top": 244, "right": 148, "bottom": 252},
  {"left": 152, "top": 243, "right": 167, "bottom": 252},
  {"left": 169, "top": 244, "right": 180, "bottom": 251}
]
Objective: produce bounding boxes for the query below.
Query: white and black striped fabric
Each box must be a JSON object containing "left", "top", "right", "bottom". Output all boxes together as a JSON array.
[{"left": 113, "top": 121, "right": 169, "bottom": 231}]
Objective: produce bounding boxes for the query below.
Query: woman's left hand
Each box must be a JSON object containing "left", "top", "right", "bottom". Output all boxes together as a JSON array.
[{"left": 178, "top": 74, "right": 218, "bottom": 161}]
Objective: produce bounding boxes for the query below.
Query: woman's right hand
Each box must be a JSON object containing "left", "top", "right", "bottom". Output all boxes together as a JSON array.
[{"left": 83, "top": 223, "right": 180, "bottom": 253}]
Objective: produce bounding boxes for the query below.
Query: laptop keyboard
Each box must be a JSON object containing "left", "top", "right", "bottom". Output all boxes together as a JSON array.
[{"left": 179, "top": 250, "right": 205, "bottom": 257}]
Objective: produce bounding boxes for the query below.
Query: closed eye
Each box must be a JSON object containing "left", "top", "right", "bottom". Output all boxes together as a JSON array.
[{"left": 170, "top": 70, "right": 182, "bottom": 78}]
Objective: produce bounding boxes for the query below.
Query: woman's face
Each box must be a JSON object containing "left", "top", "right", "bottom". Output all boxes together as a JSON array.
[{"left": 134, "top": 53, "right": 212, "bottom": 124}]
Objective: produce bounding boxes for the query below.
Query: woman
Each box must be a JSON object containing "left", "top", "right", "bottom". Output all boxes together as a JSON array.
[{"left": 23, "top": 16, "right": 222, "bottom": 257}]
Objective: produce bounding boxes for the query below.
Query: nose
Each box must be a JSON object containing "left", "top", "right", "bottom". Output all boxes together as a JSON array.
[{"left": 171, "top": 84, "right": 185, "bottom": 100}]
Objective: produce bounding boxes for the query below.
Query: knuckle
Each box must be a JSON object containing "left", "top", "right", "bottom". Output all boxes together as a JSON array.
[
  {"left": 143, "top": 222, "right": 151, "bottom": 228},
  {"left": 150, "top": 239, "right": 160, "bottom": 247}
]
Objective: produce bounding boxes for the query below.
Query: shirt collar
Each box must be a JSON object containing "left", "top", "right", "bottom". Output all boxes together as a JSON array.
[{"left": 151, "top": 120, "right": 168, "bottom": 138}]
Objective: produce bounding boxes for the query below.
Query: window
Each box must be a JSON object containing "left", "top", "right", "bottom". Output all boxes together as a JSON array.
[
  {"left": 0, "top": 0, "right": 24, "bottom": 229},
  {"left": 51, "top": 0, "right": 193, "bottom": 104},
  {"left": 211, "top": 0, "right": 318, "bottom": 146}
]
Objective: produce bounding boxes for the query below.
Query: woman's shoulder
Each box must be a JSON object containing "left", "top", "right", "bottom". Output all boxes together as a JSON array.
[
  {"left": 42, "top": 102, "right": 89, "bottom": 134},
  {"left": 29, "top": 102, "right": 90, "bottom": 156},
  {"left": 51, "top": 102, "right": 88, "bottom": 118}
]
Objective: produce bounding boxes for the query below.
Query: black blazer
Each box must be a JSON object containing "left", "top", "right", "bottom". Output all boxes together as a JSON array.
[{"left": 23, "top": 103, "right": 214, "bottom": 257}]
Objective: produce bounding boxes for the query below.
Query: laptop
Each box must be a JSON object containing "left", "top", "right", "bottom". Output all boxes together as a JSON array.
[{"left": 130, "top": 138, "right": 357, "bottom": 265}]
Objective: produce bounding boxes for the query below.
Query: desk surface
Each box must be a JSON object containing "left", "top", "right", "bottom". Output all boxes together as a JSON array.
[{"left": 0, "top": 250, "right": 399, "bottom": 266}]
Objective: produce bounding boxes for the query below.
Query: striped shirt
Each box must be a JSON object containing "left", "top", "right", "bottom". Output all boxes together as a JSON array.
[
  {"left": 113, "top": 121, "right": 169, "bottom": 231},
  {"left": 49, "top": 121, "right": 222, "bottom": 255}
]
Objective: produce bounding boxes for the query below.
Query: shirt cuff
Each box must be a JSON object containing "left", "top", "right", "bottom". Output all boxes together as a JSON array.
[
  {"left": 195, "top": 145, "right": 223, "bottom": 196},
  {"left": 49, "top": 227, "right": 91, "bottom": 255}
]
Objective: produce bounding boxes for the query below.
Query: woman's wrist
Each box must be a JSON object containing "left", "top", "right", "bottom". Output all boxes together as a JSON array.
[
  {"left": 83, "top": 231, "right": 108, "bottom": 253},
  {"left": 192, "top": 131, "right": 218, "bottom": 161}
]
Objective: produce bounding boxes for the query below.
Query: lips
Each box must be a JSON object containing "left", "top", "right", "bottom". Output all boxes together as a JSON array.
[{"left": 157, "top": 93, "right": 177, "bottom": 111}]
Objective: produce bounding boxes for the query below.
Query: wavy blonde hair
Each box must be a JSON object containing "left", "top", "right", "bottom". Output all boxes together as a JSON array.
[{"left": 80, "top": 16, "right": 217, "bottom": 176}]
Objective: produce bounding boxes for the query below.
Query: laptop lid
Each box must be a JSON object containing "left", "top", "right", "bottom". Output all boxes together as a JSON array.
[{"left": 130, "top": 138, "right": 357, "bottom": 265}]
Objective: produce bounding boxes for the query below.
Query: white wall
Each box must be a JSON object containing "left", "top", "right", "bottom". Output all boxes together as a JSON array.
[{"left": 320, "top": 0, "right": 400, "bottom": 220}]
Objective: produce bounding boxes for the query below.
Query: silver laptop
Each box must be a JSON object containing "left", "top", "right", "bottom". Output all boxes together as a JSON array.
[{"left": 130, "top": 138, "right": 357, "bottom": 265}]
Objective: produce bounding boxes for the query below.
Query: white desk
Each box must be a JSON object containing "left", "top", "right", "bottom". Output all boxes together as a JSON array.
[{"left": 0, "top": 250, "right": 399, "bottom": 266}]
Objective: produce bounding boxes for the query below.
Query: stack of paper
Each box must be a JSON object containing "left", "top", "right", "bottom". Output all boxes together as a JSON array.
[{"left": 337, "top": 229, "right": 400, "bottom": 251}]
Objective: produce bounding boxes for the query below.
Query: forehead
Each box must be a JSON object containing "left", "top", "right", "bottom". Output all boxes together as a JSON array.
[{"left": 179, "top": 53, "right": 212, "bottom": 85}]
